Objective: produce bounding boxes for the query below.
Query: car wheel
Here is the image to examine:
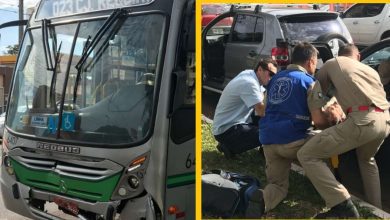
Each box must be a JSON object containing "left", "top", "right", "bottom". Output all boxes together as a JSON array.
[{"left": 315, "top": 33, "right": 348, "bottom": 57}]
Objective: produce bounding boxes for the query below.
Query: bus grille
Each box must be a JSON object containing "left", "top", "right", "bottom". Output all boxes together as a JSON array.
[
  {"left": 17, "top": 156, "right": 115, "bottom": 180},
  {"left": 10, "top": 156, "right": 122, "bottom": 202}
]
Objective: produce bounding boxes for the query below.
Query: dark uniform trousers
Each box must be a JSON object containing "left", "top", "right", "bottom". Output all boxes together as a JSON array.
[{"left": 214, "top": 123, "right": 261, "bottom": 154}]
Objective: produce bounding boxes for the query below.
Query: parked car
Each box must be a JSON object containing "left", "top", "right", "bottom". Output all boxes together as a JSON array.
[
  {"left": 0, "top": 112, "right": 5, "bottom": 138},
  {"left": 341, "top": 3, "right": 390, "bottom": 47},
  {"left": 202, "top": 6, "right": 353, "bottom": 92},
  {"left": 361, "top": 38, "right": 390, "bottom": 69},
  {"left": 361, "top": 38, "right": 390, "bottom": 101}
]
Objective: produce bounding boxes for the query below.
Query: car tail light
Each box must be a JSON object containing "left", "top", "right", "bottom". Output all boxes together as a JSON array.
[{"left": 271, "top": 47, "right": 289, "bottom": 66}]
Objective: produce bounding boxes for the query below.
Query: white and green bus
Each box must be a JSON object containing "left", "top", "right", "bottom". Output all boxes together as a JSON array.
[{"left": 0, "top": 0, "right": 195, "bottom": 219}]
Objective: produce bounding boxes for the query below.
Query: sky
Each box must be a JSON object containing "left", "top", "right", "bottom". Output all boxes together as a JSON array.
[{"left": 0, "top": 0, "right": 39, "bottom": 55}]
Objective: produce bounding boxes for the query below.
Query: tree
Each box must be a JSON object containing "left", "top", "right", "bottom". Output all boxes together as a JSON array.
[{"left": 6, "top": 44, "right": 19, "bottom": 55}]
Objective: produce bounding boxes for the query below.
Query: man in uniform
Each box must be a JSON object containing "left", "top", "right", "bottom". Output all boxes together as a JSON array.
[
  {"left": 297, "top": 43, "right": 390, "bottom": 218},
  {"left": 246, "top": 42, "right": 335, "bottom": 217},
  {"left": 212, "top": 58, "right": 277, "bottom": 158}
]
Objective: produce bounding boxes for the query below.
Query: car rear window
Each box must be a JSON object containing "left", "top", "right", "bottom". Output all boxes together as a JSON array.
[{"left": 279, "top": 14, "right": 344, "bottom": 42}]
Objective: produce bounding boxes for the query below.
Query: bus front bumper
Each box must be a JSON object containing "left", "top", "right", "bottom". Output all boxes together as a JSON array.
[{"left": 0, "top": 165, "right": 120, "bottom": 220}]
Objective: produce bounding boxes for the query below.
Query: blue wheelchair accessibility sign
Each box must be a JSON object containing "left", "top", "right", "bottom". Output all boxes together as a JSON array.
[
  {"left": 48, "top": 112, "right": 76, "bottom": 133},
  {"left": 62, "top": 112, "right": 75, "bottom": 131}
]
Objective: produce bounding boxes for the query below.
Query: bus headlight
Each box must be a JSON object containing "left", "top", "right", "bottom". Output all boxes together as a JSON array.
[{"left": 128, "top": 175, "right": 140, "bottom": 189}]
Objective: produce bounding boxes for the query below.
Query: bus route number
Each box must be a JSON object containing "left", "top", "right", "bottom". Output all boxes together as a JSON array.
[{"left": 186, "top": 153, "right": 195, "bottom": 169}]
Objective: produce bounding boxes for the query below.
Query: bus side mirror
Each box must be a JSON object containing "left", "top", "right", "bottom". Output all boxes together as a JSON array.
[
  {"left": 187, "top": 12, "right": 195, "bottom": 52},
  {"left": 171, "top": 70, "right": 187, "bottom": 112},
  {"left": 170, "top": 69, "right": 195, "bottom": 144}
]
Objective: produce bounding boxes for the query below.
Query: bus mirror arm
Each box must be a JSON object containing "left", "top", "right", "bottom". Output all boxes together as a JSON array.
[{"left": 0, "top": 20, "right": 28, "bottom": 30}]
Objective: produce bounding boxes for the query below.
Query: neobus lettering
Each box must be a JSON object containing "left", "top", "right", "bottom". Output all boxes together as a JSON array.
[{"left": 37, "top": 142, "right": 80, "bottom": 154}]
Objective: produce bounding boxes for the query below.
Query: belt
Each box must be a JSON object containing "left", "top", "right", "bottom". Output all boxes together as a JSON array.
[{"left": 346, "top": 105, "right": 384, "bottom": 114}]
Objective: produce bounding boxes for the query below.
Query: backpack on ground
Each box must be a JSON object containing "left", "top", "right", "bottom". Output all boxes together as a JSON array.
[{"left": 202, "top": 169, "right": 261, "bottom": 218}]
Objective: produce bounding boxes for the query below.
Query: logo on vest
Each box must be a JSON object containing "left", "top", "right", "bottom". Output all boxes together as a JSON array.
[{"left": 269, "top": 77, "right": 293, "bottom": 104}]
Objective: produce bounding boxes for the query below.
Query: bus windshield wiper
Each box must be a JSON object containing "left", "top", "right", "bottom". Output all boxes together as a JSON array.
[
  {"left": 49, "top": 41, "right": 62, "bottom": 112},
  {"left": 73, "top": 8, "right": 127, "bottom": 104},
  {"left": 42, "top": 19, "right": 54, "bottom": 70},
  {"left": 41, "top": 19, "right": 62, "bottom": 112},
  {"left": 75, "top": 8, "right": 127, "bottom": 71},
  {"left": 43, "top": 18, "right": 63, "bottom": 112}
]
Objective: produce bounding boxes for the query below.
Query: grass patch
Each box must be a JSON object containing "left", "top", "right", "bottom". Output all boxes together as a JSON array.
[{"left": 202, "top": 121, "right": 378, "bottom": 218}]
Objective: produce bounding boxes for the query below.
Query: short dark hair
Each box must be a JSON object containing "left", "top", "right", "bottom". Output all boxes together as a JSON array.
[
  {"left": 291, "top": 42, "right": 318, "bottom": 65},
  {"left": 338, "top": 43, "right": 358, "bottom": 56},
  {"left": 254, "top": 57, "right": 277, "bottom": 76}
]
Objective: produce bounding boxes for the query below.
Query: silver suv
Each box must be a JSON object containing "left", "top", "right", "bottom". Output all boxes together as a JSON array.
[
  {"left": 341, "top": 3, "right": 390, "bottom": 46},
  {"left": 202, "top": 5, "right": 353, "bottom": 91}
]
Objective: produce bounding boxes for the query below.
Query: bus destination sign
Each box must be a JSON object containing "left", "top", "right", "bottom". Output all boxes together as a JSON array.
[{"left": 37, "top": 0, "right": 154, "bottom": 18}]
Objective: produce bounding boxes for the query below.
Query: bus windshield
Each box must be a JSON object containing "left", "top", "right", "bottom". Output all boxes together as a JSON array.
[{"left": 7, "top": 13, "right": 165, "bottom": 145}]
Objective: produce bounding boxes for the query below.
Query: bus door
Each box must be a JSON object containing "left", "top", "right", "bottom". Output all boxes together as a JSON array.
[{"left": 165, "top": 0, "right": 195, "bottom": 219}]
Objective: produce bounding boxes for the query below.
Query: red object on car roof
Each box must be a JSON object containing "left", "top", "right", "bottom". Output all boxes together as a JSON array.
[{"left": 202, "top": 4, "right": 232, "bottom": 27}]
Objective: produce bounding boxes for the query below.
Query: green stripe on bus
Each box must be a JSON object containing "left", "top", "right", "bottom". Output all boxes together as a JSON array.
[{"left": 167, "top": 172, "right": 195, "bottom": 188}]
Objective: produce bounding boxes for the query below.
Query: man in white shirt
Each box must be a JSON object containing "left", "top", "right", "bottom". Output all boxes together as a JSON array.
[{"left": 212, "top": 58, "right": 277, "bottom": 158}]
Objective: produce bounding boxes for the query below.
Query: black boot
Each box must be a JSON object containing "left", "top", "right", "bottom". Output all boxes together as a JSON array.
[
  {"left": 216, "top": 143, "right": 234, "bottom": 159},
  {"left": 245, "top": 189, "right": 265, "bottom": 218},
  {"left": 314, "top": 198, "right": 360, "bottom": 219}
]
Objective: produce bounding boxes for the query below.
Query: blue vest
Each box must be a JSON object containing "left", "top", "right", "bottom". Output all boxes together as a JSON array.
[{"left": 259, "top": 69, "right": 315, "bottom": 145}]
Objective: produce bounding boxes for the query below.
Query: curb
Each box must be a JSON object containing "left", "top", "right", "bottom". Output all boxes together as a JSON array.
[{"left": 202, "top": 114, "right": 390, "bottom": 219}]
